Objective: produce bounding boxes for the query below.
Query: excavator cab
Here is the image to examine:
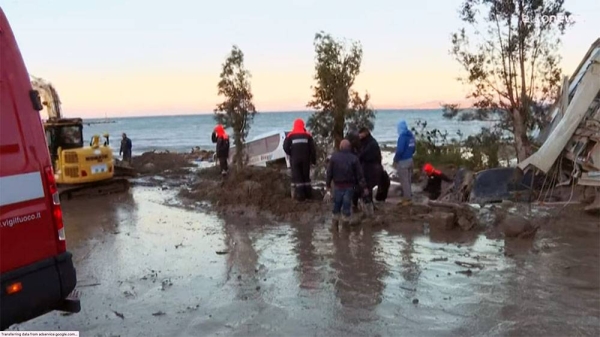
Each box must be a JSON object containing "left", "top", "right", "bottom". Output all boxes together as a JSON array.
[
  {"left": 43, "top": 118, "right": 114, "bottom": 185},
  {"left": 31, "top": 75, "right": 129, "bottom": 198}
]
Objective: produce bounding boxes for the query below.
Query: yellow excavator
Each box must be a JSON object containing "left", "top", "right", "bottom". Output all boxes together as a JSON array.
[{"left": 30, "top": 76, "right": 130, "bottom": 199}]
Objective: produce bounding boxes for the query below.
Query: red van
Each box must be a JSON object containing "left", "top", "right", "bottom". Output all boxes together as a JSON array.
[{"left": 0, "top": 8, "right": 79, "bottom": 330}]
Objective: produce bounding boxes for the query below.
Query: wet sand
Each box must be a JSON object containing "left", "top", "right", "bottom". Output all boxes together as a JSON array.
[{"left": 10, "top": 186, "right": 600, "bottom": 336}]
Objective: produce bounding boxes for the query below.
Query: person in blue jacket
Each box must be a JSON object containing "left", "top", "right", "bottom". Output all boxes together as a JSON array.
[{"left": 393, "top": 120, "right": 416, "bottom": 203}]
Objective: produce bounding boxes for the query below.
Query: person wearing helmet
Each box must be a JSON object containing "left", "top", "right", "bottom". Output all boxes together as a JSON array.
[
  {"left": 283, "top": 119, "right": 316, "bottom": 201},
  {"left": 423, "top": 163, "right": 453, "bottom": 200},
  {"left": 212, "top": 124, "right": 230, "bottom": 176}
]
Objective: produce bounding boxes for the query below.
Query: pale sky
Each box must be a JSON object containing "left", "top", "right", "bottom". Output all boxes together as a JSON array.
[{"left": 2, "top": 0, "right": 598, "bottom": 117}]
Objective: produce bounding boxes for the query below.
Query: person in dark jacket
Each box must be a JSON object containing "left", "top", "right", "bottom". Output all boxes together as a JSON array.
[
  {"left": 283, "top": 119, "right": 316, "bottom": 201},
  {"left": 344, "top": 123, "right": 361, "bottom": 155},
  {"left": 357, "top": 127, "right": 384, "bottom": 206},
  {"left": 211, "top": 124, "right": 230, "bottom": 176},
  {"left": 393, "top": 120, "right": 416, "bottom": 204},
  {"left": 423, "top": 163, "right": 453, "bottom": 200},
  {"left": 120, "top": 133, "right": 132, "bottom": 165},
  {"left": 326, "top": 140, "right": 368, "bottom": 227}
]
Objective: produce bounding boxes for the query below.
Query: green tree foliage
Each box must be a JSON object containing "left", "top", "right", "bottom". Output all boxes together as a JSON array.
[
  {"left": 306, "top": 32, "right": 375, "bottom": 154},
  {"left": 214, "top": 45, "right": 257, "bottom": 167},
  {"left": 445, "top": 0, "right": 572, "bottom": 162}
]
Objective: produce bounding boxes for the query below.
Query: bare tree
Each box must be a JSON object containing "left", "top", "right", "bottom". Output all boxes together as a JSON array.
[
  {"left": 214, "top": 45, "right": 257, "bottom": 168},
  {"left": 445, "top": 0, "right": 573, "bottom": 162},
  {"left": 307, "top": 32, "right": 375, "bottom": 154}
]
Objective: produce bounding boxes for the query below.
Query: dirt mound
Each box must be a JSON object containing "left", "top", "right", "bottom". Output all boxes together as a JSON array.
[
  {"left": 182, "top": 166, "right": 326, "bottom": 221},
  {"left": 132, "top": 151, "right": 196, "bottom": 175}
]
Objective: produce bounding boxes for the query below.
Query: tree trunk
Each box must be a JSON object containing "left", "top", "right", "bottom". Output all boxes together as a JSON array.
[
  {"left": 333, "top": 107, "right": 345, "bottom": 150},
  {"left": 512, "top": 108, "right": 531, "bottom": 162},
  {"left": 234, "top": 131, "right": 244, "bottom": 168}
]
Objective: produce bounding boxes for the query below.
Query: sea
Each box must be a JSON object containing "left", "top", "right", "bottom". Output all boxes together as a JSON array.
[{"left": 82, "top": 109, "right": 495, "bottom": 156}]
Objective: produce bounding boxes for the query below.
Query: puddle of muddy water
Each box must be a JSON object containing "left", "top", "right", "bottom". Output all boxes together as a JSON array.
[{"left": 11, "top": 187, "right": 600, "bottom": 337}]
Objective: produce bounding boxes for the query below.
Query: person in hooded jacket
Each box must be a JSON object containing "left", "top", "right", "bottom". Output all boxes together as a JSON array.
[
  {"left": 283, "top": 119, "right": 317, "bottom": 201},
  {"left": 357, "top": 127, "right": 384, "bottom": 209},
  {"left": 211, "top": 124, "right": 230, "bottom": 176},
  {"left": 393, "top": 120, "right": 416, "bottom": 203}
]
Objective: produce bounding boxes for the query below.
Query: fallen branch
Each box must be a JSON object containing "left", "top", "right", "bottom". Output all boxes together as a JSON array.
[{"left": 455, "top": 261, "right": 484, "bottom": 269}]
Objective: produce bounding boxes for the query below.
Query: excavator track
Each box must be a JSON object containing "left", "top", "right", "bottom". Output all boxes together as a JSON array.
[{"left": 58, "top": 178, "right": 130, "bottom": 200}]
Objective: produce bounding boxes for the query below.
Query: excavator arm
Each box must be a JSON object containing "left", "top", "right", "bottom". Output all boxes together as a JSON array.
[{"left": 30, "top": 75, "right": 62, "bottom": 120}]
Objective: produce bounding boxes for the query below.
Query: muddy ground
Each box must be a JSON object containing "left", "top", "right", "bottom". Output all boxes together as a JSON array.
[{"left": 10, "top": 152, "right": 600, "bottom": 336}]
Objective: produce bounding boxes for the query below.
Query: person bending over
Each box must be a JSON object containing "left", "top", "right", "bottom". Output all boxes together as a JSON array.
[{"left": 423, "top": 163, "right": 453, "bottom": 200}]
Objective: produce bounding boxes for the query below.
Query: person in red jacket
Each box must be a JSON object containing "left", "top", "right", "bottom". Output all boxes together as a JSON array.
[
  {"left": 423, "top": 163, "right": 453, "bottom": 200},
  {"left": 211, "top": 124, "right": 230, "bottom": 176},
  {"left": 283, "top": 119, "right": 316, "bottom": 201}
]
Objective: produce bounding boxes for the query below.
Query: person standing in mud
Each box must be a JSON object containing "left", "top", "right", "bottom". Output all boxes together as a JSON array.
[
  {"left": 283, "top": 119, "right": 316, "bottom": 201},
  {"left": 393, "top": 120, "right": 416, "bottom": 205},
  {"left": 120, "top": 133, "right": 132, "bottom": 165},
  {"left": 423, "top": 163, "right": 453, "bottom": 200},
  {"left": 326, "top": 140, "right": 368, "bottom": 227},
  {"left": 211, "top": 124, "right": 230, "bottom": 176},
  {"left": 357, "top": 127, "right": 383, "bottom": 215}
]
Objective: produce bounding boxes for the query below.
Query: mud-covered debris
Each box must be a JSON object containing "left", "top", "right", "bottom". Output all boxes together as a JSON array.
[
  {"left": 141, "top": 270, "right": 159, "bottom": 282},
  {"left": 499, "top": 214, "right": 538, "bottom": 238},
  {"left": 112, "top": 310, "right": 125, "bottom": 319},
  {"left": 78, "top": 282, "right": 101, "bottom": 288},
  {"left": 123, "top": 290, "right": 136, "bottom": 299},
  {"left": 181, "top": 166, "right": 326, "bottom": 221},
  {"left": 431, "top": 257, "right": 448, "bottom": 262},
  {"left": 455, "top": 261, "right": 484, "bottom": 269},
  {"left": 152, "top": 311, "right": 166, "bottom": 316},
  {"left": 161, "top": 278, "right": 173, "bottom": 291},
  {"left": 426, "top": 212, "right": 456, "bottom": 230},
  {"left": 132, "top": 151, "right": 197, "bottom": 176}
]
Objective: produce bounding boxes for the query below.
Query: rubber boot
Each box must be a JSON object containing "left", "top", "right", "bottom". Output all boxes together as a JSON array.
[
  {"left": 341, "top": 214, "right": 351, "bottom": 228},
  {"left": 331, "top": 214, "right": 340, "bottom": 232},
  {"left": 363, "top": 201, "right": 375, "bottom": 217}
]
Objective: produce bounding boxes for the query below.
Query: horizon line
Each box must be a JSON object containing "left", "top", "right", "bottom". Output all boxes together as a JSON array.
[{"left": 80, "top": 106, "right": 476, "bottom": 119}]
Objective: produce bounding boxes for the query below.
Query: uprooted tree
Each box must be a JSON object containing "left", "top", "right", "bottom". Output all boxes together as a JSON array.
[
  {"left": 444, "top": 0, "right": 573, "bottom": 162},
  {"left": 214, "top": 45, "right": 257, "bottom": 168},
  {"left": 306, "top": 32, "right": 376, "bottom": 155}
]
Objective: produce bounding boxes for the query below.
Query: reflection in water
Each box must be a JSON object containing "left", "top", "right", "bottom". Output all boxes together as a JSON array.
[
  {"left": 223, "top": 218, "right": 260, "bottom": 301},
  {"left": 62, "top": 191, "right": 136, "bottom": 255},
  {"left": 293, "top": 223, "right": 322, "bottom": 290},
  {"left": 400, "top": 233, "right": 421, "bottom": 286},
  {"left": 331, "top": 227, "right": 386, "bottom": 322}
]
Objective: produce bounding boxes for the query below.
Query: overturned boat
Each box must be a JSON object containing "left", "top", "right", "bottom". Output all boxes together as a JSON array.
[{"left": 223, "top": 131, "right": 291, "bottom": 167}]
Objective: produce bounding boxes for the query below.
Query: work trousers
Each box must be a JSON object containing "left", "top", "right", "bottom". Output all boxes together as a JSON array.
[
  {"left": 395, "top": 158, "right": 413, "bottom": 199},
  {"left": 291, "top": 160, "right": 312, "bottom": 201},
  {"left": 218, "top": 156, "right": 229, "bottom": 173},
  {"left": 122, "top": 150, "right": 132, "bottom": 163}
]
